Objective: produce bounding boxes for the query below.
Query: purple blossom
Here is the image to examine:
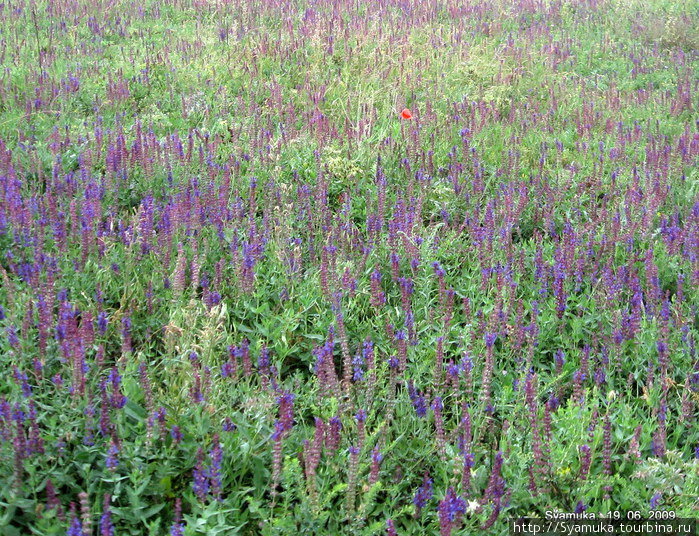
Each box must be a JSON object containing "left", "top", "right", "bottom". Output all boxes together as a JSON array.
[
  {"left": 100, "top": 495, "right": 114, "bottom": 536},
  {"left": 192, "top": 448, "right": 210, "bottom": 502},
  {"left": 170, "top": 498, "right": 184, "bottom": 536},
  {"left": 407, "top": 381, "right": 427, "bottom": 418},
  {"left": 221, "top": 361, "right": 235, "bottom": 378},
  {"left": 170, "top": 426, "right": 183, "bottom": 444},
  {"left": 209, "top": 436, "right": 224, "bottom": 501},
  {"left": 352, "top": 352, "right": 365, "bottom": 381},
  {"left": 485, "top": 332, "right": 497, "bottom": 348},
  {"left": 413, "top": 473, "right": 433, "bottom": 513},
  {"left": 108, "top": 369, "right": 127, "bottom": 408},
  {"left": 121, "top": 316, "right": 132, "bottom": 353},
  {"left": 432, "top": 261, "right": 446, "bottom": 277},
  {"left": 554, "top": 350, "right": 565, "bottom": 372},
  {"left": 438, "top": 487, "right": 466, "bottom": 536},
  {"left": 326, "top": 416, "right": 342, "bottom": 454},
  {"left": 67, "top": 514, "right": 83, "bottom": 536},
  {"left": 369, "top": 446, "right": 383, "bottom": 484},
  {"left": 45, "top": 479, "right": 60, "bottom": 513},
  {"left": 276, "top": 391, "right": 295, "bottom": 433},
  {"left": 13, "top": 368, "right": 32, "bottom": 398},
  {"left": 222, "top": 418, "right": 236, "bottom": 432},
  {"left": 7, "top": 325, "right": 20, "bottom": 348},
  {"left": 594, "top": 368, "right": 606, "bottom": 386},
  {"left": 105, "top": 441, "right": 119, "bottom": 471},
  {"left": 97, "top": 312, "right": 108, "bottom": 334}
]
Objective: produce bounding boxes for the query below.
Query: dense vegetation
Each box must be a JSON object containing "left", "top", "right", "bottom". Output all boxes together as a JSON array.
[{"left": 0, "top": 0, "right": 698, "bottom": 534}]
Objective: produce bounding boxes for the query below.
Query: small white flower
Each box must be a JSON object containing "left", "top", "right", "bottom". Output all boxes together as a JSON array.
[{"left": 466, "top": 500, "right": 481, "bottom": 515}]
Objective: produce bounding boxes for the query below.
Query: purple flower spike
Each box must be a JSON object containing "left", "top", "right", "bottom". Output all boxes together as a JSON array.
[
  {"left": 100, "top": 494, "right": 114, "bottom": 536},
  {"left": 170, "top": 498, "right": 184, "bottom": 536},
  {"left": 105, "top": 441, "right": 119, "bottom": 471},
  {"left": 438, "top": 487, "right": 466, "bottom": 536},
  {"left": 413, "top": 473, "right": 433, "bottom": 515},
  {"left": 67, "top": 515, "right": 83, "bottom": 536},
  {"left": 192, "top": 448, "right": 210, "bottom": 502}
]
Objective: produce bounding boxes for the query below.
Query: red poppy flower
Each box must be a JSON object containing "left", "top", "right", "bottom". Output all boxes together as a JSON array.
[{"left": 400, "top": 108, "right": 413, "bottom": 120}]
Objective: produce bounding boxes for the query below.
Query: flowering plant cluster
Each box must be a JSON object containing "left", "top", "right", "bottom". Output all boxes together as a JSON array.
[{"left": 0, "top": 0, "right": 698, "bottom": 534}]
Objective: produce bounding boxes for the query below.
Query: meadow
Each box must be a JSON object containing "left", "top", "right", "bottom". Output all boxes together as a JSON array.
[{"left": 0, "top": 0, "right": 698, "bottom": 534}]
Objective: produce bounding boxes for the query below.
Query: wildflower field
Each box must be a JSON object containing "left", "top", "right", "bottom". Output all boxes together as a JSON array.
[{"left": 1, "top": 0, "right": 698, "bottom": 534}]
